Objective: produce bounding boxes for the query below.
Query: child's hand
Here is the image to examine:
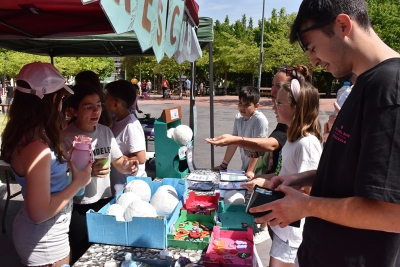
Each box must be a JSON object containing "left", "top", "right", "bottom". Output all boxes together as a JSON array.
[
  {"left": 241, "top": 178, "right": 267, "bottom": 193},
  {"left": 122, "top": 159, "right": 139, "bottom": 175},
  {"left": 92, "top": 158, "right": 110, "bottom": 178},
  {"left": 70, "top": 160, "right": 92, "bottom": 189},
  {"left": 246, "top": 170, "right": 255, "bottom": 179}
]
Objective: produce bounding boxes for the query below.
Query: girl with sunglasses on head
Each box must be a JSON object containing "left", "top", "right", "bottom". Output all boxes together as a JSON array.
[
  {"left": 242, "top": 78, "right": 322, "bottom": 267},
  {"left": 206, "top": 65, "right": 311, "bottom": 245},
  {"left": 62, "top": 83, "right": 138, "bottom": 264},
  {"left": 1, "top": 62, "right": 92, "bottom": 267}
]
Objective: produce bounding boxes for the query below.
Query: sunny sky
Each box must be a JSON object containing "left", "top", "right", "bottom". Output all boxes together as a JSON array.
[{"left": 197, "top": 0, "right": 303, "bottom": 24}]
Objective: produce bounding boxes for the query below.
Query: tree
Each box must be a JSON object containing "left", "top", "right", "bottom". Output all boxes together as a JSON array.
[{"left": 367, "top": 0, "right": 400, "bottom": 52}]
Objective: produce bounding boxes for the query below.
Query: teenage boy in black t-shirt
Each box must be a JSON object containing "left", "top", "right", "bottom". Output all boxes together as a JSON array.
[{"left": 248, "top": 1, "right": 400, "bottom": 267}]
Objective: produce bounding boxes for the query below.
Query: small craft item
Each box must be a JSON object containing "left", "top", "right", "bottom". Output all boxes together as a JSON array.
[
  {"left": 235, "top": 240, "right": 248, "bottom": 250},
  {"left": 237, "top": 252, "right": 251, "bottom": 259}
]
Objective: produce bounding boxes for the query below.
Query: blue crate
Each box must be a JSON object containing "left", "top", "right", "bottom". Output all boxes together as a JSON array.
[{"left": 87, "top": 177, "right": 188, "bottom": 249}]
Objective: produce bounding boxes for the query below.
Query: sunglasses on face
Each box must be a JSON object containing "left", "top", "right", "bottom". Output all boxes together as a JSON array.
[
  {"left": 296, "top": 17, "right": 337, "bottom": 52},
  {"left": 279, "top": 66, "right": 298, "bottom": 79}
]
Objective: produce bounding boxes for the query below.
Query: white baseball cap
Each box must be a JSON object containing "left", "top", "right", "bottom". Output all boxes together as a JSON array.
[{"left": 15, "top": 62, "right": 74, "bottom": 99}]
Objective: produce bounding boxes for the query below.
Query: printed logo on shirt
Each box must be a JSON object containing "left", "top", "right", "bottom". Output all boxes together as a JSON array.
[
  {"left": 93, "top": 146, "right": 111, "bottom": 157},
  {"left": 333, "top": 125, "right": 350, "bottom": 144}
]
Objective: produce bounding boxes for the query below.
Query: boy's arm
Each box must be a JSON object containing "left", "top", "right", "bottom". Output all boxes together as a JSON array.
[
  {"left": 126, "top": 151, "right": 146, "bottom": 164},
  {"left": 246, "top": 157, "right": 259, "bottom": 179},
  {"left": 214, "top": 144, "right": 237, "bottom": 170}
]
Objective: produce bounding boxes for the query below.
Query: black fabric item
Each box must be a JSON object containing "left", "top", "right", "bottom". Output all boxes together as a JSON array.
[
  {"left": 266, "top": 123, "right": 288, "bottom": 174},
  {"left": 298, "top": 58, "right": 400, "bottom": 267},
  {"left": 69, "top": 197, "right": 113, "bottom": 265}
]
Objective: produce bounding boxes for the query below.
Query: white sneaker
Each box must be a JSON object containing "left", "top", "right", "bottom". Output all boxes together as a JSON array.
[{"left": 254, "top": 228, "right": 270, "bottom": 244}]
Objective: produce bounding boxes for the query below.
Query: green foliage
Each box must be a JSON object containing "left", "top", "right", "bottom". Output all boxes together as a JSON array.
[
  {"left": 367, "top": 0, "right": 400, "bottom": 52},
  {"left": 0, "top": 51, "right": 114, "bottom": 81}
]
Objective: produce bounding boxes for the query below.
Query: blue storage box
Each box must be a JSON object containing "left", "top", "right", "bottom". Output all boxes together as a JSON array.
[
  {"left": 216, "top": 200, "right": 255, "bottom": 230},
  {"left": 86, "top": 177, "right": 188, "bottom": 249}
]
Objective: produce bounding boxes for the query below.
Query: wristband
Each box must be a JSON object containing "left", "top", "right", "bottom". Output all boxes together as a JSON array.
[
  {"left": 219, "top": 163, "right": 227, "bottom": 170},
  {"left": 222, "top": 160, "right": 229, "bottom": 165}
]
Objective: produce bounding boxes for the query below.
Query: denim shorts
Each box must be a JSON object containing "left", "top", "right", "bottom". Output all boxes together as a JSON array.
[{"left": 270, "top": 232, "right": 298, "bottom": 264}]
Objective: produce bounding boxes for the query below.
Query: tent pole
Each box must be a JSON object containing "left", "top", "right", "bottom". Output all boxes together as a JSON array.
[
  {"left": 209, "top": 42, "right": 215, "bottom": 168},
  {"left": 189, "top": 61, "right": 196, "bottom": 133}
]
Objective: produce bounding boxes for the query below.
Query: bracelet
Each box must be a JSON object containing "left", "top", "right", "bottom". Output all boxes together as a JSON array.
[
  {"left": 219, "top": 164, "right": 227, "bottom": 170},
  {"left": 222, "top": 160, "right": 229, "bottom": 165}
]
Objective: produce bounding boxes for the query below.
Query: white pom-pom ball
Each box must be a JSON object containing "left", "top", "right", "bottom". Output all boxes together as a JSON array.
[
  {"left": 124, "top": 200, "right": 158, "bottom": 221},
  {"left": 150, "top": 186, "right": 179, "bottom": 218},
  {"left": 116, "top": 192, "right": 141, "bottom": 210},
  {"left": 173, "top": 125, "right": 193, "bottom": 146},
  {"left": 167, "top": 128, "right": 175, "bottom": 139},
  {"left": 106, "top": 204, "right": 125, "bottom": 222},
  {"left": 124, "top": 180, "right": 152, "bottom": 202},
  {"left": 224, "top": 190, "right": 245, "bottom": 205}
]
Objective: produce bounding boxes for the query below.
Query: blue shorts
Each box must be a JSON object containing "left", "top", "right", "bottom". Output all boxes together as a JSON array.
[{"left": 270, "top": 232, "right": 298, "bottom": 264}]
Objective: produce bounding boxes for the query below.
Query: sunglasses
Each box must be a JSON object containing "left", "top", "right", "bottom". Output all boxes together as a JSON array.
[
  {"left": 279, "top": 66, "right": 298, "bottom": 79},
  {"left": 296, "top": 17, "right": 336, "bottom": 52}
]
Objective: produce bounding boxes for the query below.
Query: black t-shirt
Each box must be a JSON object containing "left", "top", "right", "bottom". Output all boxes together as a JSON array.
[
  {"left": 298, "top": 58, "right": 400, "bottom": 267},
  {"left": 6, "top": 86, "right": 13, "bottom": 97},
  {"left": 266, "top": 123, "right": 287, "bottom": 174}
]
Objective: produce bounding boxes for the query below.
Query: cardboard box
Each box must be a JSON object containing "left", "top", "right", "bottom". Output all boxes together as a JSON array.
[
  {"left": 203, "top": 226, "right": 254, "bottom": 267},
  {"left": 167, "top": 210, "right": 215, "bottom": 250},
  {"left": 183, "top": 192, "right": 219, "bottom": 216},
  {"left": 217, "top": 201, "right": 255, "bottom": 230},
  {"left": 87, "top": 177, "right": 188, "bottom": 249}
]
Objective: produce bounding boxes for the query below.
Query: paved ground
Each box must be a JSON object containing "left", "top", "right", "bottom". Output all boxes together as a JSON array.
[{"left": 0, "top": 94, "right": 336, "bottom": 267}]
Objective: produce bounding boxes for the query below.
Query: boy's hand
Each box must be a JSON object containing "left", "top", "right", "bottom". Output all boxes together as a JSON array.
[
  {"left": 92, "top": 158, "right": 110, "bottom": 178},
  {"left": 241, "top": 178, "right": 268, "bottom": 193},
  {"left": 246, "top": 170, "right": 255, "bottom": 179}
]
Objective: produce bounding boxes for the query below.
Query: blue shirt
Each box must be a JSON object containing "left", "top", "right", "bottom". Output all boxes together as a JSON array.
[{"left": 13, "top": 149, "right": 68, "bottom": 198}]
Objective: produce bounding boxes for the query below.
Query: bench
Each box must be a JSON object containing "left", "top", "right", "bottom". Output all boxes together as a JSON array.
[
  {"left": 260, "top": 87, "right": 271, "bottom": 97},
  {"left": 0, "top": 104, "right": 10, "bottom": 113}
]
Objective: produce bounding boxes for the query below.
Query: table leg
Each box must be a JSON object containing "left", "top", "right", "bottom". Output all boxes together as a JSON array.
[{"left": 2, "top": 170, "right": 22, "bottom": 233}]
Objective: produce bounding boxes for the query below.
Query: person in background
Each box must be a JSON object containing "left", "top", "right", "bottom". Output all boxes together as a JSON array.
[
  {"left": 185, "top": 78, "right": 191, "bottom": 97},
  {"left": 130, "top": 84, "right": 143, "bottom": 117},
  {"left": 212, "top": 86, "right": 269, "bottom": 179},
  {"left": 5, "top": 81, "right": 13, "bottom": 104},
  {"left": 74, "top": 70, "right": 113, "bottom": 127},
  {"left": 199, "top": 81, "right": 204, "bottom": 96},
  {"left": 1, "top": 62, "right": 92, "bottom": 267},
  {"left": 105, "top": 80, "right": 147, "bottom": 195},
  {"left": 141, "top": 80, "right": 147, "bottom": 98},
  {"left": 162, "top": 76, "right": 169, "bottom": 99},
  {"left": 131, "top": 76, "right": 138, "bottom": 85},
  {"left": 63, "top": 84, "right": 138, "bottom": 264},
  {"left": 146, "top": 79, "right": 152, "bottom": 97},
  {"left": 242, "top": 78, "right": 322, "bottom": 267}
]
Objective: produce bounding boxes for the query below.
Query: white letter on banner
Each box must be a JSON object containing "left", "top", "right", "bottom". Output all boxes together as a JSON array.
[
  {"left": 153, "top": 0, "right": 168, "bottom": 62},
  {"left": 133, "top": 0, "right": 158, "bottom": 52},
  {"left": 164, "top": 0, "right": 184, "bottom": 57},
  {"left": 100, "top": 0, "right": 137, "bottom": 34}
]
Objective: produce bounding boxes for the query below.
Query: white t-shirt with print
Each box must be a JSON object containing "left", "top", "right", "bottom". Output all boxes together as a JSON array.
[
  {"left": 111, "top": 114, "right": 147, "bottom": 195},
  {"left": 232, "top": 110, "right": 269, "bottom": 170},
  {"left": 63, "top": 123, "right": 123, "bottom": 204},
  {"left": 271, "top": 134, "right": 322, "bottom": 248}
]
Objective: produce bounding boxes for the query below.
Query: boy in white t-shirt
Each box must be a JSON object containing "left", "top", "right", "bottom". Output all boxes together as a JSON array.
[
  {"left": 213, "top": 86, "right": 269, "bottom": 178},
  {"left": 105, "top": 80, "right": 147, "bottom": 195}
]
